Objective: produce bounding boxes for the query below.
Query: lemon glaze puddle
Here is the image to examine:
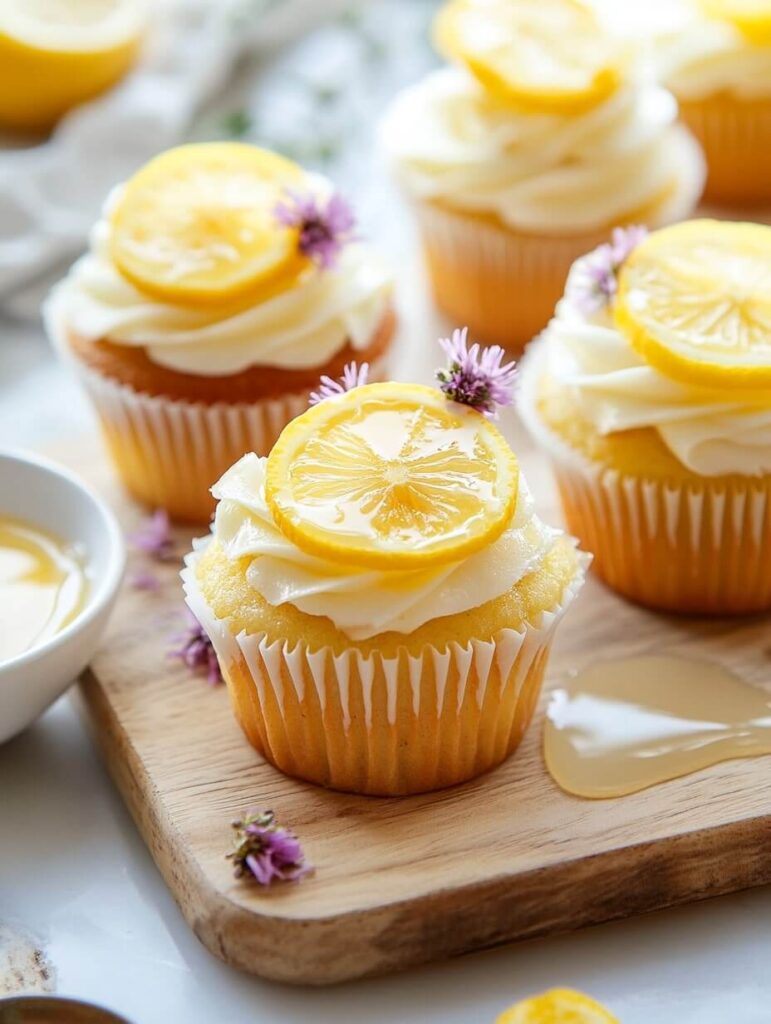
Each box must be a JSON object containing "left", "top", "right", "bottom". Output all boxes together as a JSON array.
[
  {"left": 0, "top": 517, "right": 88, "bottom": 665},
  {"left": 544, "top": 655, "right": 771, "bottom": 799}
]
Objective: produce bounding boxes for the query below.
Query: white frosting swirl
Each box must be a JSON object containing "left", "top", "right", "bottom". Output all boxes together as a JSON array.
[
  {"left": 210, "top": 453, "right": 560, "bottom": 641},
  {"left": 534, "top": 257, "right": 771, "bottom": 477},
  {"left": 653, "top": 6, "right": 771, "bottom": 100},
  {"left": 380, "top": 68, "right": 705, "bottom": 234},
  {"left": 48, "top": 188, "right": 393, "bottom": 376}
]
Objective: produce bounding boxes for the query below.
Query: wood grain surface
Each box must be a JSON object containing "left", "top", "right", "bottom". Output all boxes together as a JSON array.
[{"left": 57, "top": 421, "right": 771, "bottom": 986}]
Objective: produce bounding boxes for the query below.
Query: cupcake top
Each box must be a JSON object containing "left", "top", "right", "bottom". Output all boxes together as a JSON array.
[
  {"left": 198, "top": 341, "right": 576, "bottom": 641},
  {"left": 46, "top": 143, "right": 392, "bottom": 376},
  {"left": 527, "top": 220, "right": 771, "bottom": 477},
  {"left": 380, "top": 0, "right": 705, "bottom": 234},
  {"left": 651, "top": 0, "right": 771, "bottom": 100}
]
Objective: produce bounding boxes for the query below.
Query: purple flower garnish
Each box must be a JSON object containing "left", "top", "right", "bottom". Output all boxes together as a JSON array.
[
  {"left": 273, "top": 188, "right": 356, "bottom": 270},
  {"left": 129, "top": 569, "right": 161, "bottom": 592},
  {"left": 128, "top": 509, "right": 175, "bottom": 562},
  {"left": 436, "top": 327, "right": 517, "bottom": 419},
  {"left": 228, "top": 809, "right": 312, "bottom": 886},
  {"left": 169, "top": 609, "right": 222, "bottom": 686},
  {"left": 309, "top": 360, "right": 369, "bottom": 406},
  {"left": 567, "top": 225, "right": 649, "bottom": 315}
]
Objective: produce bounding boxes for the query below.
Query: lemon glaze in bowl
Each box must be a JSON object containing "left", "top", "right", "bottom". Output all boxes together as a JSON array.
[{"left": 0, "top": 450, "right": 125, "bottom": 743}]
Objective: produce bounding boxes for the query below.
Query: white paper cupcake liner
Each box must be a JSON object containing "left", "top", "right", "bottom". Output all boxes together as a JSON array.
[
  {"left": 415, "top": 202, "right": 609, "bottom": 293},
  {"left": 414, "top": 202, "right": 604, "bottom": 351},
  {"left": 679, "top": 95, "right": 771, "bottom": 205},
  {"left": 182, "top": 543, "right": 588, "bottom": 793}
]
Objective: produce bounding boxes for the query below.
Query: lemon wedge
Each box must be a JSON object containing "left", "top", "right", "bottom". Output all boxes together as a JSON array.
[
  {"left": 615, "top": 220, "right": 771, "bottom": 390},
  {"left": 433, "top": 0, "right": 624, "bottom": 115},
  {"left": 496, "top": 988, "right": 620, "bottom": 1024},
  {"left": 110, "top": 143, "right": 308, "bottom": 308},
  {"left": 264, "top": 382, "right": 519, "bottom": 571},
  {"left": 700, "top": 0, "right": 771, "bottom": 43},
  {"left": 0, "top": 0, "right": 145, "bottom": 132}
]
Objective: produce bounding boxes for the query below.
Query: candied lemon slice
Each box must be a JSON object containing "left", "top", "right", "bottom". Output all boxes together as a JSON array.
[
  {"left": 265, "top": 382, "right": 519, "bottom": 570},
  {"left": 700, "top": 0, "right": 771, "bottom": 43},
  {"left": 496, "top": 988, "right": 620, "bottom": 1024},
  {"left": 0, "top": 0, "right": 145, "bottom": 132},
  {"left": 433, "top": 0, "right": 623, "bottom": 115},
  {"left": 615, "top": 220, "right": 771, "bottom": 390},
  {"left": 110, "top": 143, "right": 308, "bottom": 307}
]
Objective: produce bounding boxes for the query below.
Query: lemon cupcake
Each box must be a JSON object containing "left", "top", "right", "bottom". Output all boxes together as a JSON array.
[
  {"left": 656, "top": 0, "right": 771, "bottom": 206},
  {"left": 380, "top": 0, "right": 705, "bottom": 354},
  {"left": 520, "top": 219, "right": 771, "bottom": 615},
  {"left": 183, "top": 341, "right": 587, "bottom": 795},
  {"left": 45, "top": 142, "right": 395, "bottom": 523}
]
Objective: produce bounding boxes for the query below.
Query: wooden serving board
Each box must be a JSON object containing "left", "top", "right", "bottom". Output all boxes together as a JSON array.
[{"left": 62, "top": 426, "right": 771, "bottom": 986}]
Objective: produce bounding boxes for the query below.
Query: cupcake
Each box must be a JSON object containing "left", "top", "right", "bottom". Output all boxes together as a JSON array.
[
  {"left": 519, "top": 219, "right": 771, "bottom": 615},
  {"left": 379, "top": 0, "right": 705, "bottom": 353},
  {"left": 45, "top": 142, "right": 395, "bottom": 523},
  {"left": 655, "top": 0, "right": 771, "bottom": 206},
  {"left": 183, "top": 340, "right": 587, "bottom": 796}
]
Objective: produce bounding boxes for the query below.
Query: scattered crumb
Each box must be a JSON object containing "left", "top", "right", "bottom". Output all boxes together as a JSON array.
[{"left": 0, "top": 922, "right": 56, "bottom": 995}]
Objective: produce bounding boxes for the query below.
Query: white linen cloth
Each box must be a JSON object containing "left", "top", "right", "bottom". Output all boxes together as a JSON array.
[{"left": 0, "top": 0, "right": 342, "bottom": 320}]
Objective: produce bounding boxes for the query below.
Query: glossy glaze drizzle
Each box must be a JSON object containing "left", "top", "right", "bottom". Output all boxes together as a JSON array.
[{"left": 544, "top": 656, "right": 771, "bottom": 799}]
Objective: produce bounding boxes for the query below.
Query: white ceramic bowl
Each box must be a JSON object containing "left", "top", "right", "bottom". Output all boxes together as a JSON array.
[{"left": 0, "top": 450, "right": 125, "bottom": 744}]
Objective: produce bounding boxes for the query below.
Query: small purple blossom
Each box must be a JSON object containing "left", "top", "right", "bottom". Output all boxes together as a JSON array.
[
  {"left": 273, "top": 188, "right": 356, "bottom": 270},
  {"left": 128, "top": 509, "right": 176, "bottom": 562},
  {"left": 169, "top": 609, "right": 222, "bottom": 686},
  {"left": 610, "top": 224, "right": 649, "bottom": 263},
  {"left": 567, "top": 225, "right": 649, "bottom": 315},
  {"left": 228, "top": 809, "right": 312, "bottom": 886},
  {"left": 309, "top": 361, "right": 369, "bottom": 406},
  {"left": 436, "top": 327, "right": 517, "bottom": 419},
  {"left": 129, "top": 569, "right": 161, "bottom": 592}
]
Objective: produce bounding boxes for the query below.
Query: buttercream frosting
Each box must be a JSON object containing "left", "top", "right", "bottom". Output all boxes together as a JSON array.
[
  {"left": 529, "top": 254, "right": 771, "bottom": 477},
  {"left": 380, "top": 67, "right": 705, "bottom": 234},
  {"left": 587, "top": 1, "right": 771, "bottom": 100},
  {"left": 47, "top": 184, "right": 393, "bottom": 376},
  {"left": 210, "top": 452, "right": 561, "bottom": 641},
  {"left": 653, "top": 5, "right": 771, "bottom": 100}
]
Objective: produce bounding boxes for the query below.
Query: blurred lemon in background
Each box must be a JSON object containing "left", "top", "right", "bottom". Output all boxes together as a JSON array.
[{"left": 0, "top": 0, "right": 146, "bottom": 133}]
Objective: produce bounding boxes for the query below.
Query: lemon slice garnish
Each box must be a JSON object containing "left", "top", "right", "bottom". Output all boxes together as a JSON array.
[
  {"left": 110, "top": 143, "right": 308, "bottom": 307},
  {"left": 0, "top": 0, "right": 145, "bottom": 132},
  {"left": 615, "top": 220, "right": 771, "bottom": 390},
  {"left": 700, "top": 0, "right": 771, "bottom": 43},
  {"left": 433, "top": 0, "right": 624, "bottom": 115},
  {"left": 496, "top": 988, "right": 620, "bottom": 1024},
  {"left": 264, "top": 382, "right": 519, "bottom": 571}
]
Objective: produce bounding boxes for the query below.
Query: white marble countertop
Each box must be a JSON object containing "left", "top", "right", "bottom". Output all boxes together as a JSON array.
[{"left": 2, "top": 3, "right": 771, "bottom": 1020}]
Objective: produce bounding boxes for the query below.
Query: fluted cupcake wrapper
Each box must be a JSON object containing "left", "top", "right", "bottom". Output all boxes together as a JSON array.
[
  {"left": 415, "top": 201, "right": 632, "bottom": 354},
  {"left": 62, "top": 354, "right": 390, "bottom": 524},
  {"left": 518, "top": 351, "right": 771, "bottom": 615},
  {"left": 679, "top": 95, "right": 771, "bottom": 206},
  {"left": 182, "top": 545, "right": 588, "bottom": 796}
]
